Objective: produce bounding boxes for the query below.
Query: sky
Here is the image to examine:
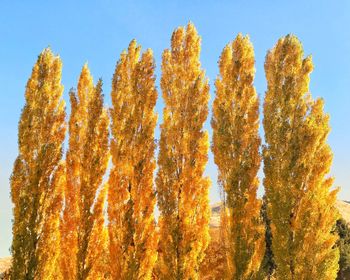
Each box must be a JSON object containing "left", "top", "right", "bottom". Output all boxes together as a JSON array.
[{"left": 0, "top": 0, "right": 349, "bottom": 257}]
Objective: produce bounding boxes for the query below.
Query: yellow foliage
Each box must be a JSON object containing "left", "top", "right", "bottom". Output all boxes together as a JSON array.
[
  {"left": 87, "top": 184, "right": 110, "bottom": 280},
  {"left": 263, "top": 35, "right": 339, "bottom": 279},
  {"left": 156, "top": 23, "right": 211, "bottom": 280},
  {"left": 60, "top": 65, "right": 110, "bottom": 280},
  {"left": 9, "top": 29, "right": 340, "bottom": 280},
  {"left": 108, "top": 40, "right": 158, "bottom": 279},
  {"left": 211, "top": 34, "right": 265, "bottom": 279},
  {"left": 38, "top": 162, "right": 66, "bottom": 280},
  {"left": 10, "top": 48, "right": 66, "bottom": 280}
]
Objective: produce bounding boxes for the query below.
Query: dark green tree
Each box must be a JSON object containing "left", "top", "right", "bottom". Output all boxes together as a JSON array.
[
  {"left": 336, "top": 218, "right": 350, "bottom": 280},
  {"left": 259, "top": 196, "right": 275, "bottom": 279}
]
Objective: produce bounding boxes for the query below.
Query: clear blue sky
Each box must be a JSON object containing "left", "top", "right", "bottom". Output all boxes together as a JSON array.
[{"left": 1, "top": 1, "right": 349, "bottom": 257}]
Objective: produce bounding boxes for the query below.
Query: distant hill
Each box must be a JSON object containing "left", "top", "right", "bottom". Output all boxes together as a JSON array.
[
  {"left": 0, "top": 257, "right": 11, "bottom": 279},
  {"left": 336, "top": 200, "right": 350, "bottom": 223}
]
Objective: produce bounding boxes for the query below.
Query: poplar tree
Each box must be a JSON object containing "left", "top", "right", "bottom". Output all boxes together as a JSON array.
[
  {"left": 212, "top": 34, "right": 265, "bottom": 279},
  {"left": 263, "top": 35, "right": 339, "bottom": 279},
  {"left": 156, "top": 23, "right": 211, "bottom": 280},
  {"left": 108, "top": 40, "right": 158, "bottom": 279},
  {"left": 60, "top": 65, "right": 109, "bottom": 280},
  {"left": 10, "top": 48, "right": 66, "bottom": 280}
]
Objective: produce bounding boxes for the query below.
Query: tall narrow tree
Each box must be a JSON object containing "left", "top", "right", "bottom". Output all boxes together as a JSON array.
[
  {"left": 108, "top": 40, "right": 158, "bottom": 279},
  {"left": 263, "top": 35, "right": 339, "bottom": 279},
  {"left": 60, "top": 65, "right": 110, "bottom": 280},
  {"left": 212, "top": 34, "right": 265, "bottom": 279},
  {"left": 156, "top": 23, "right": 211, "bottom": 279},
  {"left": 10, "top": 49, "right": 66, "bottom": 280}
]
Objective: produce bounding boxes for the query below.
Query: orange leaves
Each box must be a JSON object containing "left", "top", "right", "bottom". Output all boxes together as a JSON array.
[
  {"left": 10, "top": 27, "right": 340, "bottom": 280},
  {"left": 11, "top": 48, "right": 66, "bottom": 280},
  {"left": 156, "top": 23, "right": 210, "bottom": 280},
  {"left": 60, "top": 64, "right": 109, "bottom": 280},
  {"left": 108, "top": 39, "right": 158, "bottom": 280}
]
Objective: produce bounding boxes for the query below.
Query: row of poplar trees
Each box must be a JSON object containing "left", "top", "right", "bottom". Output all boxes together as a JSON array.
[{"left": 10, "top": 22, "right": 339, "bottom": 280}]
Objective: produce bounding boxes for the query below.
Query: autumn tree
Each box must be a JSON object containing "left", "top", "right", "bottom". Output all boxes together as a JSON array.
[
  {"left": 60, "top": 65, "right": 110, "bottom": 280},
  {"left": 211, "top": 34, "right": 265, "bottom": 279},
  {"left": 156, "top": 23, "right": 211, "bottom": 280},
  {"left": 10, "top": 48, "right": 66, "bottom": 280},
  {"left": 263, "top": 35, "right": 339, "bottom": 279},
  {"left": 108, "top": 40, "right": 158, "bottom": 279}
]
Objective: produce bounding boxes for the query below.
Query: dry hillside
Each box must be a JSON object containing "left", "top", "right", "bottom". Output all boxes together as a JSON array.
[{"left": 0, "top": 257, "right": 11, "bottom": 279}]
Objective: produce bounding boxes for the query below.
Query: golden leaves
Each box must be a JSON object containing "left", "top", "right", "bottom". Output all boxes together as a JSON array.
[
  {"left": 11, "top": 48, "right": 66, "bottom": 280},
  {"left": 60, "top": 64, "right": 109, "bottom": 280},
  {"left": 156, "top": 23, "right": 210, "bottom": 280},
  {"left": 10, "top": 27, "right": 339, "bottom": 280},
  {"left": 212, "top": 34, "right": 264, "bottom": 279},
  {"left": 263, "top": 35, "right": 339, "bottom": 279},
  {"left": 108, "top": 39, "right": 158, "bottom": 280}
]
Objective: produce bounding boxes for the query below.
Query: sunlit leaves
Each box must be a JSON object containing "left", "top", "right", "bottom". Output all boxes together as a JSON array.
[
  {"left": 10, "top": 48, "right": 66, "bottom": 280},
  {"left": 156, "top": 23, "right": 211, "bottom": 280},
  {"left": 211, "top": 34, "right": 265, "bottom": 280},
  {"left": 60, "top": 65, "right": 109, "bottom": 280},
  {"left": 263, "top": 35, "right": 339, "bottom": 280},
  {"left": 108, "top": 39, "right": 158, "bottom": 280}
]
